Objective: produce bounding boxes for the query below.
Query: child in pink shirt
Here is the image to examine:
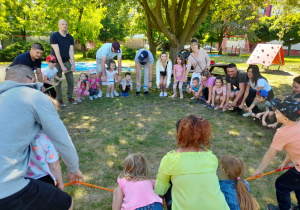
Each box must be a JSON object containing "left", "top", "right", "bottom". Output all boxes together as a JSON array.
[
  {"left": 74, "top": 73, "right": 89, "bottom": 103},
  {"left": 88, "top": 69, "right": 100, "bottom": 100},
  {"left": 211, "top": 76, "right": 227, "bottom": 111},
  {"left": 112, "top": 154, "right": 163, "bottom": 210},
  {"left": 196, "top": 70, "right": 215, "bottom": 106},
  {"left": 171, "top": 55, "right": 186, "bottom": 99}
]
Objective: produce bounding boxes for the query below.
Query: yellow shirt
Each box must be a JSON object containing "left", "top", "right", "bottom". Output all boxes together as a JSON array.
[{"left": 155, "top": 150, "right": 229, "bottom": 210}]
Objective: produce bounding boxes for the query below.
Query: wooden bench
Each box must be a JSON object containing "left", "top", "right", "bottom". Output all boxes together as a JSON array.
[{"left": 209, "top": 63, "right": 229, "bottom": 75}]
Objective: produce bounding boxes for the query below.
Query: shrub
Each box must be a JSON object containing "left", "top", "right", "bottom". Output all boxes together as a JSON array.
[
  {"left": 0, "top": 41, "right": 51, "bottom": 62},
  {"left": 121, "top": 46, "right": 136, "bottom": 60},
  {"left": 86, "top": 43, "right": 103, "bottom": 58}
]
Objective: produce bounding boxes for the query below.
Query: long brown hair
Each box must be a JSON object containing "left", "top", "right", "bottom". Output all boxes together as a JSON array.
[
  {"left": 221, "top": 155, "right": 259, "bottom": 210},
  {"left": 118, "top": 154, "right": 149, "bottom": 181}
]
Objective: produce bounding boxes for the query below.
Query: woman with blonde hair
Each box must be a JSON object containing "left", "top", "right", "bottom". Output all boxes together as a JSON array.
[{"left": 156, "top": 51, "right": 172, "bottom": 97}]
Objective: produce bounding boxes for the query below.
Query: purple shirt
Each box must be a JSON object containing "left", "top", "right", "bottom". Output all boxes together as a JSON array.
[{"left": 202, "top": 77, "right": 216, "bottom": 87}]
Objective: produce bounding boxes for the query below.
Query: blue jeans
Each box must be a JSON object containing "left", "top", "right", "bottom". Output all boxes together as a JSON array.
[
  {"left": 89, "top": 88, "right": 99, "bottom": 96},
  {"left": 135, "top": 202, "right": 163, "bottom": 210},
  {"left": 275, "top": 167, "right": 300, "bottom": 210}
]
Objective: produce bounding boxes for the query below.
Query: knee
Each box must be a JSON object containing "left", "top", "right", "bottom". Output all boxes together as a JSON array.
[{"left": 229, "top": 93, "right": 235, "bottom": 99}]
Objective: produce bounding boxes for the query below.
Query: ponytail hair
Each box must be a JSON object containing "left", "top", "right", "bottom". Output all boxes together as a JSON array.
[{"left": 221, "top": 155, "right": 259, "bottom": 210}]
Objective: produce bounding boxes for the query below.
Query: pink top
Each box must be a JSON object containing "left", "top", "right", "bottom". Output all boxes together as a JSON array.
[
  {"left": 202, "top": 76, "right": 216, "bottom": 87},
  {"left": 174, "top": 64, "right": 184, "bottom": 81},
  {"left": 88, "top": 78, "right": 100, "bottom": 89},
  {"left": 117, "top": 178, "right": 162, "bottom": 210},
  {"left": 75, "top": 81, "right": 86, "bottom": 90},
  {"left": 213, "top": 84, "right": 227, "bottom": 95}
]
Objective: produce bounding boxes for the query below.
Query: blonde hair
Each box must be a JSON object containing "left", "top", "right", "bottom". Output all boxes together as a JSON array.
[
  {"left": 118, "top": 154, "right": 149, "bottom": 181},
  {"left": 47, "top": 95, "right": 59, "bottom": 111},
  {"left": 221, "top": 155, "right": 259, "bottom": 210}
]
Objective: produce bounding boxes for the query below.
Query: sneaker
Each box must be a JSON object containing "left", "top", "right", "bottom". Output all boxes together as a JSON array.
[
  {"left": 267, "top": 204, "right": 279, "bottom": 210},
  {"left": 243, "top": 112, "right": 252, "bottom": 117},
  {"left": 207, "top": 105, "right": 213, "bottom": 109},
  {"left": 214, "top": 105, "right": 219, "bottom": 111},
  {"left": 80, "top": 97, "right": 85, "bottom": 100},
  {"left": 144, "top": 91, "right": 150, "bottom": 97},
  {"left": 93, "top": 95, "right": 98, "bottom": 99},
  {"left": 202, "top": 102, "right": 207, "bottom": 106},
  {"left": 113, "top": 90, "right": 119, "bottom": 97},
  {"left": 76, "top": 98, "right": 82, "bottom": 103},
  {"left": 190, "top": 97, "right": 195, "bottom": 100},
  {"left": 180, "top": 95, "right": 183, "bottom": 99},
  {"left": 97, "top": 91, "right": 102, "bottom": 98},
  {"left": 194, "top": 100, "right": 201, "bottom": 104},
  {"left": 222, "top": 107, "right": 227, "bottom": 112},
  {"left": 159, "top": 92, "right": 163, "bottom": 97},
  {"left": 134, "top": 92, "right": 140, "bottom": 96},
  {"left": 236, "top": 108, "right": 244, "bottom": 115},
  {"left": 125, "top": 92, "right": 129, "bottom": 97},
  {"left": 121, "top": 92, "right": 125, "bottom": 97},
  {"left": 89, "top": 96, "right": 93, "bottom": 100},
  {"left": 68, "top": 98, "right": 77, "bottom": 105},
  {"left": 163, "top": 92, "right": 167, "bottom": 97},
  {"left": 106, "top": 93, "right": 110, "bottom": 98},
  {"left": 230, "top": 107, "right": 238, "bottom": 113},
  {"left": 171, "top": 94, "right": 177, "bottom": 98},
  {"left": 111, "top": 93, "right": 114, "bottom": 98},
  {"left": 58, "top": 100, "right": 66, "bottom": 107}
]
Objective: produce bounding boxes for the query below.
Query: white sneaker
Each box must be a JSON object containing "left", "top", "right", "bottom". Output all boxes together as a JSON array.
[
  {"left": 89, "top": 96, "right": 93, "bottom": 100},
  {"left": 243, "top": 112, "right": 252, "bottom": 117},
  {"left": 106, "top": 93, "right": 110, "bottom": 98},
  {"left": 80, "top": 97, "right": 85, "bottom": 100},
  {"left": 111, "top": 93, "right": 114, "bottom": 98},
  {"left": 93, "top": 95, "right": 98, "bottom": 99},
  {"left": 159, "top": 92, "right": 163, "bottom": 97},
  {"left": 190, "top": 97, "right": 195, "bottom": 100},
  {"left": 171, "top": 94, "right": 177, "bottom": 98},
  {"left": 113, "top": 90, "right": 119, "bottom": 97},
  {"left": 163, "top": 92, "right": 167, "bottom": 97},
  {"left": 76, "top": 98, "right": 82, "bottom": 103},
  {"left": 97, "top": 91, "right": 102, "bottom": 98}
]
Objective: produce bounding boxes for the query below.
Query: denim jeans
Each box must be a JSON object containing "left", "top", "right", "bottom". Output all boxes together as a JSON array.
[
  {"left": 275, "top": 167, "right": 300, "bottom": 210},
  {"left": 89, "top": 88, "right": 99, "bottom": 96},
  {"left": 135, "top": 202, "right": 163, "bottom": 210}
]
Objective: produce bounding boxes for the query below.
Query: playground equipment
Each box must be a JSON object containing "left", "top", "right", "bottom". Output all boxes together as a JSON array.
[{"left": 220, "top": 35, "right": 250, "bottom": 56}]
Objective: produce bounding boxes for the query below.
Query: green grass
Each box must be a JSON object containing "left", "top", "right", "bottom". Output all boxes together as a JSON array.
[{"left": 0, "top": 53, "right": 300, "bottom": 209}]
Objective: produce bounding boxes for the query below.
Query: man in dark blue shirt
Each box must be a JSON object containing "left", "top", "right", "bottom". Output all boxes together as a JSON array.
[
  {"left": 9, "top": 43, "right": 44, "bottom": 83},
  {"left": 50, "top": 19, "right": 76, "bottom": 106}
]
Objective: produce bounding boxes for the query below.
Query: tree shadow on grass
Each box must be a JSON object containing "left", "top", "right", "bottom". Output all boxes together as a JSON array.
[{"left": 261, "top": 69, "right": 293, "bottom": 76}]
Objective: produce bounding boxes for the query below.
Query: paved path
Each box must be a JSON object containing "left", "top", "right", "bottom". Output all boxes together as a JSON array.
[{"left": 0, "top": 65, "right": 8, "bottom": 83}]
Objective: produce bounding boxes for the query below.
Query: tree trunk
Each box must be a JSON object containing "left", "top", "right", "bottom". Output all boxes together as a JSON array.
[
  {"left": 81, "top": 43, "right": 86, "bottom": 58},
  {"left": 287, "top": 44, "right": 291, "bottom": 56},
  {"left": 218, "top": 36, "right": 223, "bottom": 55},
  {"left": 146, "top": 16, "right": 157, "bottom": 58},
  {"left": 21, "top": 28, "right": 26, "bottom": 41},
  {"left": 169, "top": 41, "right": 184, "bottom": 64}
]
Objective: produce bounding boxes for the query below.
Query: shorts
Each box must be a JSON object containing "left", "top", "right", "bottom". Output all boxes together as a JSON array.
[
  {"left": 232, "top": 88, "right": 240, "bottom": 93},
  {"left": 96, "top": 58, "right": 114, "bottom": 73},
  {"left": 0, "top": 179, "right": 72, "bottom": 210}
]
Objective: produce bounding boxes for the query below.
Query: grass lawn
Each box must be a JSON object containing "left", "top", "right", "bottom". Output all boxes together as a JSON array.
[{"left": 1, "top": 54, "right": 300, "bottom": 209}]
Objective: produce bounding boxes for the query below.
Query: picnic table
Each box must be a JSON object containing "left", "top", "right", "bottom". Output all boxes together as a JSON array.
[{"left": 209, "top": 63, "right": 229, "bottom": 75}]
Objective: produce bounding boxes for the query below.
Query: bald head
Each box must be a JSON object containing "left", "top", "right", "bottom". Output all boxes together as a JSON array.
[
  {"left": 5, "top": 65, "right": 35, "bottom": 83},
  {"left": 58, "top": 19, "right": 68, "bottom": 33},
  {"left": 58, "top": 19, "right": 67, "bottom": 25}
]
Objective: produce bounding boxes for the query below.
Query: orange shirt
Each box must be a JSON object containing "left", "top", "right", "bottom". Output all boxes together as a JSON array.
[{"left": 271, "top": 122, "right": 300, "bottom": 172}]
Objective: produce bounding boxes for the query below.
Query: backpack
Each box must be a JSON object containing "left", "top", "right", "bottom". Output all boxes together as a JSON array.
[{"left": 178, "top": 49, "right": 190, "bottom": 64}]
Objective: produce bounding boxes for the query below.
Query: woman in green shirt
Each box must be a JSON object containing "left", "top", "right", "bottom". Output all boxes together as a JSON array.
[{"left": 154, "top": 115, "right": 229, "bottom": 210}]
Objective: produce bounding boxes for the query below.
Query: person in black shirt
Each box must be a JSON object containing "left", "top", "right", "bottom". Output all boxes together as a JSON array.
[
  {"left": 50, "top": 19, "right": 76, "bottom": 106},
  {"left": 9, "top": 43, "right": 44, "bottom": 83},
  {"left": 224, "top": 63, "right": 247, "bottom": 115}
]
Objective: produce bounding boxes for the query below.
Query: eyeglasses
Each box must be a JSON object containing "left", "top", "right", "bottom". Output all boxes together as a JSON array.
[{"left": 26, "top": 75, "right": 33, "bottom": 80}]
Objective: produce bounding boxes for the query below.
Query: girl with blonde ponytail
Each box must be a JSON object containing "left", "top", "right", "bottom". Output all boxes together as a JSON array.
[{"left": 219, "top": 155, "right": 259, "bottom": 210}]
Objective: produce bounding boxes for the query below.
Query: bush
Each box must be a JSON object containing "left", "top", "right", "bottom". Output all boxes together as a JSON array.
[
  {"left": 86, "top": 43, "right": 103, "bottom": 58},
  {"left": 0, "top": 41, "right": 51, "bottom": 62},
  {"left": 121, "top": 46, "right": 136, "bottom": 60}
]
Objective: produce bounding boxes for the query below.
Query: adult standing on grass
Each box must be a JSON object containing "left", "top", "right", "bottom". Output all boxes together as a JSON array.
[
  {"left": 184, "top": 38, "right": 210, "bottom": 87},
  {"left": 224, "top": 63, "right": 247, "bottom": 115},
  {"left": 0, "top": 65, "right": 84, "bottom": 210},
  {"left": 50, "top": 19, "right": 77, "bottom": 107},
  {"left": 9, "top": 42, "right": 44, "bottom": 83},
  {"left": 253, "top": 98, "right": 300, "bottom": 210},
  {"left": 134, "top": 49, "right": 154, "bottom": 97},
  {"left": 96, "top": 42, "right": 122, "bottom": 97}
]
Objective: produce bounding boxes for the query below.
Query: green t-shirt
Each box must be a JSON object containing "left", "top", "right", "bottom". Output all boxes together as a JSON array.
[
  {"left": 155, "top": 150, "right": 229, "bottom": 210},
  {"left": 254, "top": 100, "right": 270, "bottom": 112}
]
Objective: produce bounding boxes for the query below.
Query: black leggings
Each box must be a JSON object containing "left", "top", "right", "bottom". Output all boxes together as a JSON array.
[{"left": 43, "top": 83, "right": 56, "bottom": 99}]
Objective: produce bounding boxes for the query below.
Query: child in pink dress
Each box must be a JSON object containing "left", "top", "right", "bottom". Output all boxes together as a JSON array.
[
  {"left": 171, "top": 55, "right": 186, "bottom": 99},
  {"left": 211, "top": 76, "right": 227, "bottom": 111},
  {"left": 74, "top": 73, "right": 89, "bottom": 103},
  {"left": 112, "top": 154, "right": 163, "bottom": 210}
]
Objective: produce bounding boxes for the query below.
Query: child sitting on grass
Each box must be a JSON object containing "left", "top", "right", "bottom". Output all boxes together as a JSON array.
[
  {"left": 74, "top": 73, "right": 89, "bottom": 103},
  {"left": 243, "top": 90, "right": 273, "bottom": 126},
  {"left": 112, "top": 154, "right": 163, "bottom": 210},
  {"left": 211, "top": 76, "right": 227, "bottom": 111},
  {"left": 103, "top": 60, "right": 118, "bottom": 98},
  {"left": 119, "top": 72, "right": 133, "bottom": 97},
  {"left": 253, "top": 98, "right": 300, "bottom": 210},
  {"left": 197, "top": 70, "right": 216, "bottom": 106},
  {"left": 25, "top": 97, "right": 64, "bottom": 191},
  {"left": 220, "top": 155, "right": 259, "bottom": 210},
  {"left": 187, "top": 77, "right": 201, "bottom": 103},
  {"left": 88, "top": 69, "right": 100, "bottom": 100}
]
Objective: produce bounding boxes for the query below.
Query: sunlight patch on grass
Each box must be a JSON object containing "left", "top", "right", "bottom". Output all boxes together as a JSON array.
[
  {"left": 263, "top": 197, "right": 276, "bottom": 205},
  {"left": 228, "top": 129, "right": 240, "bottom": 136},
  {"left": 74, "top": 188, "right": 87, "bottom": 199},
  {"left": 137, "top": 122, "right": 144, "bottom": 128},
  {"left": 105, "top": 145, "right": 117, "bottom": 157},
  {"left": 101, "top": 128, "right": 109, "bottom": 134},
  {"left": 137, "top": 135, "right": 146, "bottom": 141},
  {"left": 136, "top": 113, "right": 142, "bottom": 117},
  {"left": 119, "top": 139, "right": 128, "bottom": 144},
  {"left": 246, "top": 137, "right": 262, "bottom": 146},
  {"left": 106, "top": 160, "right": 115, "bottom": 167},
  {"left": 247, "top": 166, "right": 256, "bottom": 175}
]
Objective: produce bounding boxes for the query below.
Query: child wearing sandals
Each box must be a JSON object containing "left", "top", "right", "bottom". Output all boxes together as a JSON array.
[
  {"left": 74, "top": 73, "right": 89, "bottom": 102},
  {"left": 171, "top": 55, "right": 186, "bottom": 99},
  {"left": 112, "top": 154, "right": 163, "bottom": 210},
  {"left": 211, "top": 76, "right": 227, "bottom": 111},
  {"left": 243, "top": 90, "right": 274, "bottom": 126},
  {"left": 220, "top": 155, "right": 259, "bottom": 210},
  {"left": 25, "top": 97, "right": 64, "bottom": 191}
]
